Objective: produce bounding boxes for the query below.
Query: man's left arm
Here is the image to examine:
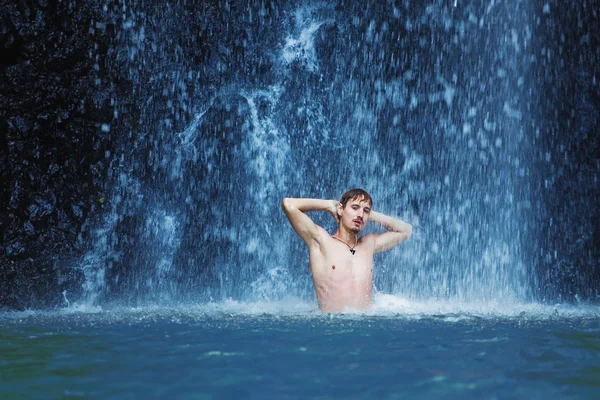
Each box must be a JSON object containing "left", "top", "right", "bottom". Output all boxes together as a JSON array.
[{"left": 369, "top": 211, "right": 412, "bottom": 254}]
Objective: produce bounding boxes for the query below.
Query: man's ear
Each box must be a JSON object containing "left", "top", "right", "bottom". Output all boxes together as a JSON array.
[{"left": 337, "top": 202, "right": 343, "bottom": 218}]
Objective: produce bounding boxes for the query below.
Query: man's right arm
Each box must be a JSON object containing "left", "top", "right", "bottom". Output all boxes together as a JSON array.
[{"left": 281, "top": 198, "right": 338, "bottom": 247}]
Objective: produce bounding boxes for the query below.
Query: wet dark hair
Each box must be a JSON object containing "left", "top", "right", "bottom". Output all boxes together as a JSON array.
[{"left": 340, "top": 188, "right": 373, "bottom": 208}]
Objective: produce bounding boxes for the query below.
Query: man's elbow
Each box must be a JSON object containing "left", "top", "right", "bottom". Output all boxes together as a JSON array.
[
  {"left": 404, "top": 224, "right": 413, "bottom": 238},
  {"left": 281, "top": 198, "right": 292, "bottom": 212}
]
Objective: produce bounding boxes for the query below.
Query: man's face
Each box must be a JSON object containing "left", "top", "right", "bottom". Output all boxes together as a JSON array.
[{"left": 338, "top": 197, "right": 371, "bottom": 234}]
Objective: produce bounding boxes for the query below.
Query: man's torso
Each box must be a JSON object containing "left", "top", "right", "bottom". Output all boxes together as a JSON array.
[{"left": 308, "top": 226, "right": 374, "bottom": 312}]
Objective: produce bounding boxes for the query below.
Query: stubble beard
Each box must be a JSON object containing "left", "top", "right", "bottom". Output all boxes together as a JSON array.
[
  {"left": 348, "top": 224, "right": 361, "bottom": 235},
  {"left": 341, "top": 215, "right": 362, "bottom": 235}
]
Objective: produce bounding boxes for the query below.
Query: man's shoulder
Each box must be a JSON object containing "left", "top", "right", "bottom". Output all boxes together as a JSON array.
[
  {"left": 359, "top": 233, "right": 377, "bottom": 243},
  {"left": 358, "top": 233, "right": 378, "bottom": 250}
]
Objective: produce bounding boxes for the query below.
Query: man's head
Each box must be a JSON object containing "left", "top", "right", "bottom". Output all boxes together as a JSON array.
[{"left": 337, "top": 188, "right": 373, "bottom": 234}]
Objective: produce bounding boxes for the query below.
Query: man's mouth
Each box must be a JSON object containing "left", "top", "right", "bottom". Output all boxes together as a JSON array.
[{"left": 353, "top": 220, "right": 362, "bottom": 226}]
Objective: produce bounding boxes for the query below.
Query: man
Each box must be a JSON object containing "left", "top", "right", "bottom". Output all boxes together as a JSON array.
[{"left": 281, "top": 188, "right": 412, "bottom": 312}]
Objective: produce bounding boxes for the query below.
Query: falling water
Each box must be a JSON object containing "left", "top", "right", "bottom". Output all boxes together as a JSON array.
[{"left": 79, "top": 1, "right": 542, "bottom": 307}]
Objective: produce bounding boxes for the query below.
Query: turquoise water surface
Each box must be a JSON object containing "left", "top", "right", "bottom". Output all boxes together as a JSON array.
[{"left": 1, "top": 298, "right": 599, "bottom": 399}]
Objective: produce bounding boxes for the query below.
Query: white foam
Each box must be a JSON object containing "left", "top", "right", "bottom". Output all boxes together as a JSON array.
[
  {"left": 370, "top": 293, "right": 600, "bottom": 320},
  {"left": 2, "top": 294, "right": 598, "bottom": 322}
]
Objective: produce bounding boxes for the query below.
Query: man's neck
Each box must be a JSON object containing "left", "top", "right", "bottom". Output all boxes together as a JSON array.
[{"left": 333, "top": 227, "right": 358, "bottom": 244}]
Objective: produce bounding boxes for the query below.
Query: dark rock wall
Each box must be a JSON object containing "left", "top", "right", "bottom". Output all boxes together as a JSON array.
[
  {"left": 0, "top": 1, "right": 120, "bottom": 309},
  {"left": 533, "top": 2, "right": 600, "bottom": 301}
]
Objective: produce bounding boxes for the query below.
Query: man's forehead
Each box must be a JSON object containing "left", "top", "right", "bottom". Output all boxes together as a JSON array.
[{"left": 347, "top": 197, "right": 372, "bottom": 207}]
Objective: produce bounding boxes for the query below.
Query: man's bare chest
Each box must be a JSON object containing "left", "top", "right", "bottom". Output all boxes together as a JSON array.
[{"left": 311, "top": 249, "right": 372, "bottom": 279}]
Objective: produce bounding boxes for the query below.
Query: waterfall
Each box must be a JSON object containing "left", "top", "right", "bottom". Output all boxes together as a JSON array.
[{"left": 79, "top": 1, "right": 539, "bottom": 307}]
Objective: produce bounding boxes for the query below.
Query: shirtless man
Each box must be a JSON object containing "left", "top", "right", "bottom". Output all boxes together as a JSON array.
[{"left": 281, "top": 188, "right": 412, "bottom": 312}]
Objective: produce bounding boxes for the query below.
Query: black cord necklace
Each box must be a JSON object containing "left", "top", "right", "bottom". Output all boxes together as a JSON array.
[{"left": 332, "top": 235, "right": 357, "bottom": 255}]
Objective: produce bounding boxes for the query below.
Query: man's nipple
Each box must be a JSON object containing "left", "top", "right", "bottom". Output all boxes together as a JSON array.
[{"left": 332, "top": 265, "right": 336, "bottom": 270}]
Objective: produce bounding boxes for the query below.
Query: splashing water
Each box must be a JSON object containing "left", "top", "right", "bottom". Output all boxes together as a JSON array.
[{"left": 76, "top": 1, "right": 549, "bottom": 310}]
